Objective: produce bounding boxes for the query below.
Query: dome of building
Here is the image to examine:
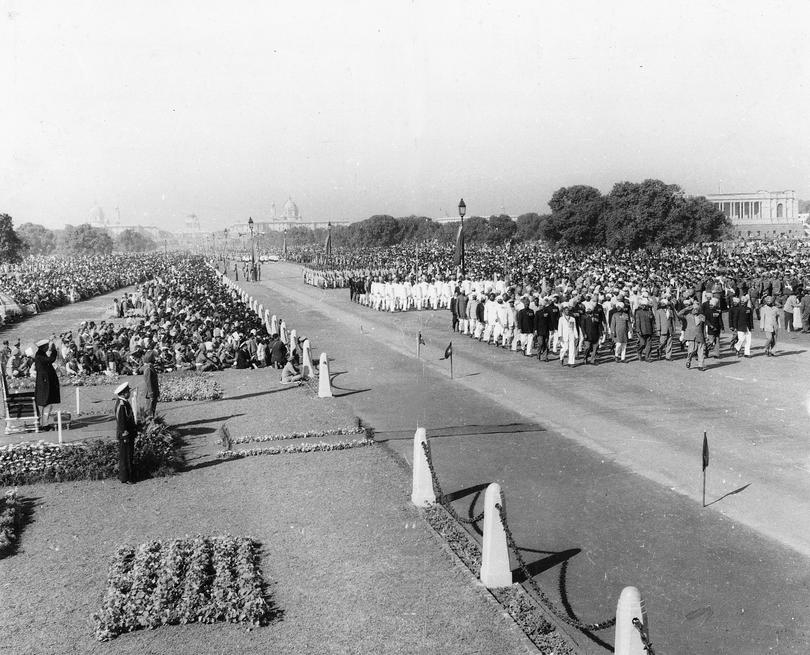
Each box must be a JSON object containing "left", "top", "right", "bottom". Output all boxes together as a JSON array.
[
  {"left": 282, "top": 197, "right": 300, "bottom": 221},
  {"left": 88, "top": 205, "right": 106, "bottom": 226}
]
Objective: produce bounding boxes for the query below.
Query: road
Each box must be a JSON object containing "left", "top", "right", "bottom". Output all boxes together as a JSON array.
[{"left": 239, "top": 261, "right": 809, "bottom": 654}]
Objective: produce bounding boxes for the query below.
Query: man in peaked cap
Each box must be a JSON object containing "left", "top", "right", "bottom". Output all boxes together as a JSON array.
[{"left": 114, "top": 382, "right": 137, "bottom": 483}]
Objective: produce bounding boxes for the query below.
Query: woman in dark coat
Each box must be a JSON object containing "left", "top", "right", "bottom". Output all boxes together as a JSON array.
[{"left": 34, "top": 338, "right": 60, "bottom": 430}]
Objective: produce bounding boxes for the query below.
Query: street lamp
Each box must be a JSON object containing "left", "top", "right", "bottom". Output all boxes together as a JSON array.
[
  {"left": 223, "top": 227, "right": 229, "bottom": 259},
  {"left": 248, "top": 217, "right": 255, "bottom": 268}
]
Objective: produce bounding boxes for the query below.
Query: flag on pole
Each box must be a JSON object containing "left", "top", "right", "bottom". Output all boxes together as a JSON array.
[
  {"left": 702, "top": 432, "right": 709, "bottom": 470},
  {"left": 452, "top": 221, "right": 464, "bottom": 268},
  {"left": 440, "top": 342, "right": 453, "bottom": 360}
]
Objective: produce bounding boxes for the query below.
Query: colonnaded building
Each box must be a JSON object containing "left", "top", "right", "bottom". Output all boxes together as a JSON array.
[{"left": 705, "top": 190, "right": 805, "bottom": 238}]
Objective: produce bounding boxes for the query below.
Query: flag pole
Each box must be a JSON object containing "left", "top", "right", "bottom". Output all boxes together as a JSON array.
[
  {"left": 450, "top": 350, "right": 454, "bottom": 380},
  {"left": 417, "top": 333, "right": 421, "bottom": 359},
  {"left": 702, "top": 431, "right": 708, "bottom": 508}
]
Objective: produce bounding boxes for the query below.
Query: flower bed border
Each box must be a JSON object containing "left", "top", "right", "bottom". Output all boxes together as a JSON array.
[
  {"left": 230, "top": 426, "right": 366, "bottom": 445},
  {"left": 217, "top": 438, "right": 375, "bottom": 459},
  {"left": 0, "top": 488, "right": 22, "bottom": 557},
  {"left": 94, "top": 535, "right": 272, "bottom": 641}
]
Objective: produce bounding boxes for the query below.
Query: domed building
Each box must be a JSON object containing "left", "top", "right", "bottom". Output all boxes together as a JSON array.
[
  {"left": 88, "top": 205, "right": 107, "bottom": 227},
  {"left": 281, "top": 197, "right": 300, "bottom": 221}
]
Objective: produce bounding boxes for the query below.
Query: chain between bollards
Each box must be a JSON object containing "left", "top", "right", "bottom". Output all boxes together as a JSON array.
[
  {"left": 633, "top": 617, "right": 656, "bottom": 654},
  {"left": 421, "top": 440, "right": 485, "bottom": 524},
  {"left": 494, "top": 502, "right": 617, "bottom": 632}
]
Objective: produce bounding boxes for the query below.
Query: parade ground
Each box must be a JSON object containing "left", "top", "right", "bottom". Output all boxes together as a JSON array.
[
  {"left": 1, "top": 264, "right": 808, "bottom": 654},
  {"left": 245, "top": 261, "right": 810, "bottom": 654}
]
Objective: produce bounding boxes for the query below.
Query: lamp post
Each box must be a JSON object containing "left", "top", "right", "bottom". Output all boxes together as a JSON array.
[
  {"left": 223, "top": 227, "right": 229, "bottom": 259},
  {"left": 248, "top": 217, "right": 255, "bottom": 268},
  {"left": 283, "top": 228, "right": 287, "bottom": 259},
  {"left": 458, "top": 198, "right": 466, "bottom": 276}
]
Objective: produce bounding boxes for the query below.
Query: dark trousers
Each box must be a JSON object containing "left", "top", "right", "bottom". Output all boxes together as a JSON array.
[
  {"left": 451, "top": 314, "right": 459, "bottom": 332},
  {"left": 118, "top": 436, "right": 136, "bottom": 483},
  {"left": 637, "top": 334, "right": 653, "bottom": 360},
  {"left": 536, "top": 334, "right": 549, "bottom": 360},
  {"left": 146, "top": 396, "right": 158, "bottom": 418},
  {"left": 582, "top": 339, "right": 599, "bottom": 362}
]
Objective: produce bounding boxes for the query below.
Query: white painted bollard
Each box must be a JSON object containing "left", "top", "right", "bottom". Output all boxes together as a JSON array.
[
  {"left": 132, "top": 388, "right": 139, "bottom": 422},
  {"left": 289, "top": 329, "right": 297, "bottom": 349},
  {"left": 318, "top": 353, "right": 333, "bottom": 398},
  {"left": 410, "top": 428, "right": 436, "bottom": 506},
  {"left": 279, "top": 320, "right": 288, "bottom": 344},
  {"left": 614, "top": 586, "right": 648, "bottom": 655},
  {"left": 270, "top": 314, "right": 278, "bottom": 335},
  {"left": 480, "top": 483, "right": 512, "bottom": 588},
  {"left": 301, "top": 339, "right": 315, "bottom": 379},
  {"left": 57, "top": 411, "right": 63, "bottom": 445},
  {"left": 75, "top": 388, "right": 80, "bottom": 414},
  {"left": 258, "top": 303, "right": 263, "bottom": 317}
]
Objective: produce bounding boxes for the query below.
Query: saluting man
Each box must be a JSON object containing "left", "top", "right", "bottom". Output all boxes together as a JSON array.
[
  {"left": 34, "top": 337, "right": 60, "bottom": 431},
  {"left": 114, "top": 382, "right": 138, "bottom": 484}
]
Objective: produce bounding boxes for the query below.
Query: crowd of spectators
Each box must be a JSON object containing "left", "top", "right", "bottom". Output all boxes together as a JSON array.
[
  {"left": 0, "top": 253, "right": 171, "bottom": 317},
  {"left": 0, "top": 256, "right": 308, "bottom": 382}
]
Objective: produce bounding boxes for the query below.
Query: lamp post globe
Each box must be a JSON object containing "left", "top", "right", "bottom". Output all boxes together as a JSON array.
[{"left": 458, "top": 198, "right": 466, "bottom": 219}]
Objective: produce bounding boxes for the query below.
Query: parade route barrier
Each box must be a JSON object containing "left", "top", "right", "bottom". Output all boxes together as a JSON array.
[
  {"left": 76, "top": 388, "right": 80, "bottom": 414},
  {"left": 410, "top": 428, "right": 436, "bottom": 506},
  {"left": 301, "top": 339, "right": 315, "bottom": 379},
  {"left": 480, "top": 483, "right": 512, "bottom": 588},
  {"left": 270, "top": 315, "right": 278, "bottom": 335},
  {"left": 280, "top": 320, "right": 288, "bottom": 345},
  {"left": 318, "top": 353, "right": 333, "bottom": 397}
]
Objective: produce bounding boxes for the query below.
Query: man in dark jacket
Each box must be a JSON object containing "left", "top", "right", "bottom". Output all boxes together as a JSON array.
[
  {"left": 701, "top": 297, "right": 724, "bottom": 359},
  {"left": 456, "top": 290, "right": 468, "bottom": 335},
  {"left": 34, "top": 338, "right": 60, "bottom": 431},
  {"left": 633, "top": 299, "right": 656, "bottom": 362},
  {"left": 534, "top": 298, "right": 554, "bottom": 362},
  {"left": 516, "top": 298, "right": 535, "bottom": 356},
  {"left": 269, "top": 336, "right": 287, "bottom": 369},
  {"left": 730, "top": 296, "right": 754, "bottom": 357},
  {"left": 114, "top": 382, "right": 137, "bottom": 484},
  {"left": 581, "top": 303, "right": 603, "bottom": 365}
]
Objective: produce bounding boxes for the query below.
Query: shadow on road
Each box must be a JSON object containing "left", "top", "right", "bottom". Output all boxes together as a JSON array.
[
  {"left": 374, "top": 422, "right": 546, "bottom": 441},
  {"left": 705, "top": 482, "right": 752, "bottom": 507}
]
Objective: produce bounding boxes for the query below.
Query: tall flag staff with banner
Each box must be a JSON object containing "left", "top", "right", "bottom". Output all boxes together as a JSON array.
[
  {"left": 324, "top": 221, "right": 332, "bottom": 264},
  {"left": 440, "top": 342, "right": 453, "bottom": 379},
  {"left": 454, "top": 198, "right": 466, "bottom": 277},
  {"left": 702, "top": 431, "right": 709, "bottom": 507}
]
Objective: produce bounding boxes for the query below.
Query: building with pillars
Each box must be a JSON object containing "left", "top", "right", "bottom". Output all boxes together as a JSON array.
[{"left": 706, "top": 190, "right": 803, "bottom": 238}]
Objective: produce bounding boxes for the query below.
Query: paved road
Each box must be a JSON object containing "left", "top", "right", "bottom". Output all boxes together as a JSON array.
[{"left": 236, "top": 262, "right": 809, "bottom": 655}]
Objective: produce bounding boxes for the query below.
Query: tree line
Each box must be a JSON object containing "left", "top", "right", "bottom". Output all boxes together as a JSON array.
[
  {"left": 279, "top": 178, "right": 731, "bottom": 250},
  {"left": 0, "top": 215, "right": 158, "bottom": 263}
]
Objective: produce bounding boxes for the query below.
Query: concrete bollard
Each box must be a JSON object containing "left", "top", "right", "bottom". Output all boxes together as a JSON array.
[
  {"left": 75, "top": 387, "right": 80, "bottom": 414},
  {"left": 301, "top": 339, "right": 315, "bottom": 379},
  {"left": 410, "top": 428, "right": 436, "bottom": 506},
  {"left": 270, "top": 314, "right": 278, "bottom": 336},
  {"left": 318, "top": 353, "right": 333, "bottom": 398},
  {"left": 480, "top": 483, "right": 512, "bottom": 588},
  {"left": 132, "top": 388, "right": 139, "bottom": 422},
  {"left": 279, "top": 320, "right": 288, "bottom": 345},
  {"left": 258, "top": 303, "right": 263, "bottom": 318},
  {"left": 614, "top": 586, "right": 648, "bottom": 655},
  {"left": 57, "top": 411, "right": 63, "bottom": 445}
]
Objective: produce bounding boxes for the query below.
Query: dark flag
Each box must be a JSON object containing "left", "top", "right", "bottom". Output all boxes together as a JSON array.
[
  {"left": 440, "top": 342, "right": 452, "bottom": 360},
  {"left": 452, "top": 221, "right": 464, "bottom": 268},
  {"left": 702, "top": 432, "right": 709, "bottom": 470},
  {"left": 418, "top": 332, "right": 426, "bottom": 346}
]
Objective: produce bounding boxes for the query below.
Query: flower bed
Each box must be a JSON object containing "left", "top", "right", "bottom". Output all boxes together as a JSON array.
[
  {"left": 7, "top": 372, "right": 120, "bottom": 392},
  {"left": 229, "top": 426, "right": 366, "bottom": 446},
  {"left": 94, "top": 535, "right": 271, "bottom": 641},
  {"left": 0, "top": 416, "right": 184, "bottom": 486},
  {"left": 0, "top": 488, "right": 22, "bottom": 557},
  {"left": 217, "top": 437, "right": 374, "bottom": 459},
  {"left": 424, "top": 504, "right": 575, "bottom": 655},
  {"left": 159, "top": 372, "right": 223, "bottom": 401}
]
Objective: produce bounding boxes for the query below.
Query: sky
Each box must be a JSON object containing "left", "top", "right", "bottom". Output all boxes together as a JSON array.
[{"left": 1, "top": 0, "right": 809, "bottom": 231}]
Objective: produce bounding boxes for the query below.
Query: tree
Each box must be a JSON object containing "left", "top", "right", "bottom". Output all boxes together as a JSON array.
[
  {"left": 515, "top": 212, "right": 548, "bottom": 242},
  {"left": 356, "top": 215, "right": 400, "bottom": 247},
  {"left": 115, "top": 229, "right": 157, "bottom": 252},
  {"left": 17, "top": 223, "right": 56, "bottom": 256},
  {"left": 60, "top": 223, "right": 114, "bottom": 255},
  {"left": 0, "top": 214, "right": 28, "bottom": 263},
  {"left": 542, "top": 185, "right": 605, "bottom": 246},
  {"left": 486, "top": 214, "right": 517, "bottom": 245}
]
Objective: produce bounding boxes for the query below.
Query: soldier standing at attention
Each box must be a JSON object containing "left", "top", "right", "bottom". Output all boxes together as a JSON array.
[{"left": 114, "top": 382, "right": 138, "bottom": 484}]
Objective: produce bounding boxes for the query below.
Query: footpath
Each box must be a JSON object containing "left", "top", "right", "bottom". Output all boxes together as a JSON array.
[{"left": 241, "top": 263, "right": 810, "bottom": 655}]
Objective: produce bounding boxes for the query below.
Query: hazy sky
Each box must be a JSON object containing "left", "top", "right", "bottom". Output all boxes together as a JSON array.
[{"left": 2, "top": 1, "right": 809, "bottom": 231}]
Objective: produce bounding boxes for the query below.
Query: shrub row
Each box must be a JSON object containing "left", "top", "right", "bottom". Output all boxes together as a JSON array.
[
  {"left": 0, "top": 488, "right": 21, "bottom": 557},
  {"left": 0, "top": 416, "right": 184, "bottom": 486},
  {"left": 94, "top": 535, "right": 271, "bottom": 640}
]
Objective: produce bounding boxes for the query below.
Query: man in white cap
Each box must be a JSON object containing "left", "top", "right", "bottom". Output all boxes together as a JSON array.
[
  {"left": 34, "top": 337, "right": 60, "bottom": 431},
  {"left": 114, "top": 382, "right": 137, "bottom": 483}
]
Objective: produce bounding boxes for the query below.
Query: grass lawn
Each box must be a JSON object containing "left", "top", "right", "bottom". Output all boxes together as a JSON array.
[{"left": 0, "top": 286, "right": 542, "bottom": 655}]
